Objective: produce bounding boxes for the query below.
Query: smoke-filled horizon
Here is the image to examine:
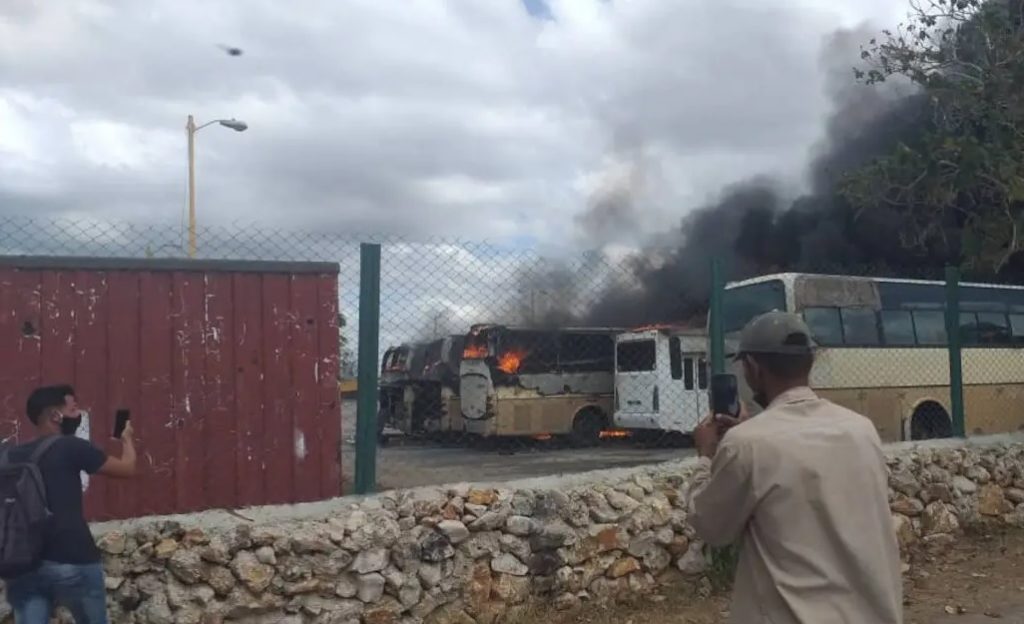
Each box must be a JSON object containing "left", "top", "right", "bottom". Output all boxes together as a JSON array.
[{"left": 536, "top": 26, "right": 968, "bottom": 328}]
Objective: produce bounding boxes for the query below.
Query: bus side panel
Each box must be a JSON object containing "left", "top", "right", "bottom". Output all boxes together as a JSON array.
[{"left": 963, "top": 384, "right": 1024, "bottom": 436}]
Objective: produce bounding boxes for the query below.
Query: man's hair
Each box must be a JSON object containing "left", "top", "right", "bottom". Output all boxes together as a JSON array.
[
  {"left": 747, "top": 352, "right": 814, "bottom": 380},
  {"left": 25, "top": 384, "right": 75, "bottom": 425}
]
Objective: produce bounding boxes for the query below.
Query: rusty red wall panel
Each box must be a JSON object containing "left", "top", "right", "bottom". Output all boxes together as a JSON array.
[
  {"left": 261, "top": 275, "right": 293, "bottom": 505},
  {"left": 138, "top": 271, "right": 176, "bottom": 517},
  {"left": 233, "top": 273, "right": 266, "bottom": 507},
  {"left": 105, "top": 271, "right": 141, "bottom": 519},
  {"left": 204, "top": 273, "right": 237, "bottom": 510},
  {"left": 0, "top": 259, "right": 340, "bottom": 521},
  {"left": 40, "top": 272, "right": 74, "bottom": 385},
  {"left": 171, "top": 272, "right": 207, "bottom": 512},
  {"left": 317, "top": 277, "right": 341, "bottom": 498},
  {"left": 290, "top": 275, "right": 321, "bottom": 502},
  {"left": 72, "top": 270, "right": 110, "bottom": 520}
]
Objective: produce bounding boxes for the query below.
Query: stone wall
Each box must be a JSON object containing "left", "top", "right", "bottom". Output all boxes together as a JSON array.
[{"left": 12, "top": 435, "right": 1024, "bottom": 624}]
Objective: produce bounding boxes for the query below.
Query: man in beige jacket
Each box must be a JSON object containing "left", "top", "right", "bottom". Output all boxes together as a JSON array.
[{"left": 687, "top": 311, "right": 902, "bottom": 623}]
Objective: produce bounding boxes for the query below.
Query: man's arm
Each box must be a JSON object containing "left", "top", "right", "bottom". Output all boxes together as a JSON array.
[
  {"left": 97, "top": 423, "right": 136, "bottom": 479},
  {"left": 684, "top": 438, "right": 758, "bottom": 546}
]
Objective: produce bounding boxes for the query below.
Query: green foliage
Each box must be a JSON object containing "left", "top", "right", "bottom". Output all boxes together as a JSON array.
[
  {"left": 706, "top": 543, "right": 741, "bottom": 592},
  {"left": 842, "top": 0, "right": 1024, "bottom": 274}
]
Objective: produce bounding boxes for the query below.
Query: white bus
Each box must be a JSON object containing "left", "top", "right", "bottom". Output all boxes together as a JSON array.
[
  {"left": 722, "top": 273, "right": 1024, "bottom": 441},
  {"left": 613, "top": 328, "right": 710, "bottom": 434}
]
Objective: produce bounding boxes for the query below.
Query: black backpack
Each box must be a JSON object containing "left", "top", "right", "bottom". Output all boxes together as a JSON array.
[{"left": 0, "top": 436, "right": 59, "bottom": 578}]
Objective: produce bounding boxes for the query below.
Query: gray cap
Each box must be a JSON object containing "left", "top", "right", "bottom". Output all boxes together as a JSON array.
[{"left": 737, "top": 311, "right": 816, "bottom": 357}]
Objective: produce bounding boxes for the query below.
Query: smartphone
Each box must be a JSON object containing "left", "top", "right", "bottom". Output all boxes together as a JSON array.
[
  {"left": 709, "top": 373, "right": 740, "bottom": 417},
  {"left": 113, "top": 409, "right": 130, "bottom": 439}
]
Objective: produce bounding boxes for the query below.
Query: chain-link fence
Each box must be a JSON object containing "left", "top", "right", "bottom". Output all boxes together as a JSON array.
[{"left": 2, "top": 214, "right": 1022, "bottom": 499}]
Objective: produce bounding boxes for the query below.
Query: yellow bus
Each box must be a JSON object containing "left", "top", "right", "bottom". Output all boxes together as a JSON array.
[
  {"left": 459, "top": 324, "right": 623, "bottom": 445},
  {"left": 723, "top": 273, "right": 1024, "bottom": 441}
]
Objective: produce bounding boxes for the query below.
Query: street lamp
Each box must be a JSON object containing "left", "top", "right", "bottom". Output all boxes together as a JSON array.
[{"left": 186, "top": 114, "right": 248, "bottom": 258}]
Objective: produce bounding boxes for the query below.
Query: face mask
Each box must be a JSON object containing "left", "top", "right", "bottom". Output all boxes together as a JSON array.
[{"left": 60, "top": 415, "right": 82, "bottom": 436}]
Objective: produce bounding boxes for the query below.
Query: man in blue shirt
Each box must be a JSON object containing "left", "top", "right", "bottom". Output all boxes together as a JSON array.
[{"left": 5, "top": 385, "right": 137, "bottom": 624}]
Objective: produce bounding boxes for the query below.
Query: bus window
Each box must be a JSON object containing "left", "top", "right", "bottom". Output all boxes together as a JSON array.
[
  {"left": 803, "top": 307, "right": 843, "bottom": 346},
  {"left": 841, "top": 307, "right": 881, "bottom": 345},
  {"left": 880, "top": 310, "right": 915, "bottom": 346},
  {"left": 878, "top": 282, "right": 945, "bottom": 309},
  {"left": 913, "top": 310, "right": 947, "bottom": 345},
  {"left": 669, "top": 337, "right": 682, "bottom": 380},
  {"left": 683, "top": 358, "right": 694, "bottom": 390},
  {"left": 1011, "top": 314, "right": 1024, "bottom": 345},
  {"left": 977, "top": 312, "right": 1010, "bottom": 345},
  {"left": 960, "top": 312, "right": 979, "bottom": 345},
  {"left": 617, "top": 340, "right": 656, "bottom": 372},
  {"left": 499, "top": 330, "right": 557, "bottom": 375},
  {"left": 560, "top": 333, "right": 615, "bottom": 372},
  {"left": 697, "top": 358, "right": 708, "bottom": 389},
  {"left": 723, "top": 280, "right": 787, "bottom": 333}
]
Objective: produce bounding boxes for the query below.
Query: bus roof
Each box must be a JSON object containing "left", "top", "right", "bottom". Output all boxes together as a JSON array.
[
  {"left": 620, "top": 325, "right": 706, "bottom": 337},
  {"left": 725, "top": 272, "right": 1024, "bottom": 292},
  {"left": 468, "top": 324, "right": 627, "bottom": 334}
]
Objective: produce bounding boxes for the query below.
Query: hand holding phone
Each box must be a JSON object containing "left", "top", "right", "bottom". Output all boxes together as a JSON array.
[
  {"left": 113, "top": 409, "right": 131, "bottom": 440},
  {"left": 709, "top": 373, "right": 740, "bottom": 417}
]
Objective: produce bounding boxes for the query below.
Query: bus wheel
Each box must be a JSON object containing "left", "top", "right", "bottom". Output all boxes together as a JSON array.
[
  {"left": 570, "top": 409, "right": 605, "bottom": 448},
  {"left": 910, "top": 401, "right": 953, "bottom": 440}
]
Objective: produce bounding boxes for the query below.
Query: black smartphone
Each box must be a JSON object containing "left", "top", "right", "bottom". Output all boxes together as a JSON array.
[
  {"left": 113, "top": 409, "right": 130, "bottom": 439},
  {"left": 709, "top": 373, "right": 740, "bottom": 417}
]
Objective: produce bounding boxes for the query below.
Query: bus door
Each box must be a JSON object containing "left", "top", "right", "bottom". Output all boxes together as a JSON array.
[
  {"left": 460, "top": 331, "right": 495, "bottom": 422},
  {"left": 676, "top": 349, "right": 710, "bottom": 432},
  {"left": 614, "top": 336, "right": 659, "bottom": 428}
]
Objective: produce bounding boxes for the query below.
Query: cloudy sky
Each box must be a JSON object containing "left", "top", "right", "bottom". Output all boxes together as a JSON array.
[{"left": 0, "top": 0, "right": 911, "bottom": 252}]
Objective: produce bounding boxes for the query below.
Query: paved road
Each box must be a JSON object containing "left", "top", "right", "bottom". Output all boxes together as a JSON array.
[
  {"left": 339, "top": 399, "right": 693, "bottom": 490},
  {"left": 341, "top": 439, "right": 692, "bottom": 491}
]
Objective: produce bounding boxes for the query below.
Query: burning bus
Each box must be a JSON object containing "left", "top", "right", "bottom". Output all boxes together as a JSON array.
[
  {"left": 613, "top": 326, "right": 709, "bottom": 435},
  {"left": 459, "top": 324, "right": 622, "bottom": 445},
  {"left": 378, "top": 337, "right": 466, "bottom": 438}
]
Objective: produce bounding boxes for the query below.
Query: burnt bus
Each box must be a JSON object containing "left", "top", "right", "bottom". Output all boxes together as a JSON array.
[
  {"left": 459, "top": 324, "right": 622, "bottom": 445},
  {"left": 410, "top": 335, "right": 466, "bottom": 436},
  {"left": 378, "top": 337, "right": 466, "bottom": 437},
  {"left": 378, "top": 343, "right": 426, "bottom": 435}
]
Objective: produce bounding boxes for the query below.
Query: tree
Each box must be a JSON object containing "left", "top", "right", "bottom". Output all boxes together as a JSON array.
[
  {"left": 842, "top": 0, "right": 1024, "bottom": 276},
  {"left": 338, "top": 313, "right": 356, "bottom": 379}
]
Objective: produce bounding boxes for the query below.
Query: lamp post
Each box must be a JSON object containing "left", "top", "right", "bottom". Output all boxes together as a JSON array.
[{"left": 186, "top": 115, "right": 248, "bottom": 258}]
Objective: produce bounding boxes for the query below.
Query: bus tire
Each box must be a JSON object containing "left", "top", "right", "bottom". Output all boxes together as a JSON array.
[
  {"left": 570, "top": 408, "right": 605, "bottom": 448},
  {"left": 910, "top": 401, "right": 953, "bottom": 440}
]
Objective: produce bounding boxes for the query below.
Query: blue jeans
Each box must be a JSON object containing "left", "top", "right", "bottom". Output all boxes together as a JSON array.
[{"left": 6, "top": 561, "right": 109, "bottom": 624}]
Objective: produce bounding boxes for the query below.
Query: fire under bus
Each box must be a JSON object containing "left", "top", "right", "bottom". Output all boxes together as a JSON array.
[
  {"left": 378, "top": 336, "right": 465, "bottom": 438},
  {"left": 459, "top": 324, "right": 627, "bottom": 445}
]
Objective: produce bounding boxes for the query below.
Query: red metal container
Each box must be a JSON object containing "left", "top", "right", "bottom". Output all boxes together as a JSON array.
[{"left": 0, "top": 256, "right": 341, "bottom": 521}]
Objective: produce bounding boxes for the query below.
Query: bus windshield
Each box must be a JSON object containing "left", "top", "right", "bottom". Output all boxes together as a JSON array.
[{"left": 722, "top": 279, "right": 786, "bottom": 334}]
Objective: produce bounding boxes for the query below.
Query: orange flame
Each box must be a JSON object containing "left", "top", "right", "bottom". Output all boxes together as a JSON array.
[
  {"left": 599, "top": 430, "right": 632, "bottom": 439},
  {"left": 497, "top": 350, "right": 526, "bottom": 374},
  {"left": 463, "top": 343, "right": 488, "bottom": 359}
]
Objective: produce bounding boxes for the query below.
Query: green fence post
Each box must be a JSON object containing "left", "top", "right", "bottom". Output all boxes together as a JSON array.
[
  {"left": 706, "top": 257, "right": 739, "bottom": 586},
  {"left": 944, "top": 266, "right": 966, "bottom": 438},
  {"left": 355, "top": 243, "right": 381, "bottom": 494},
  {"left": 709, "top": 257, "right": 726, "bottom": 375}
]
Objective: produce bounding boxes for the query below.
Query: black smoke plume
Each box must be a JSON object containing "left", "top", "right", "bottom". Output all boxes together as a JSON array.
[{"left": 564, "top": 28, "right": 957, "bottom": 328}]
